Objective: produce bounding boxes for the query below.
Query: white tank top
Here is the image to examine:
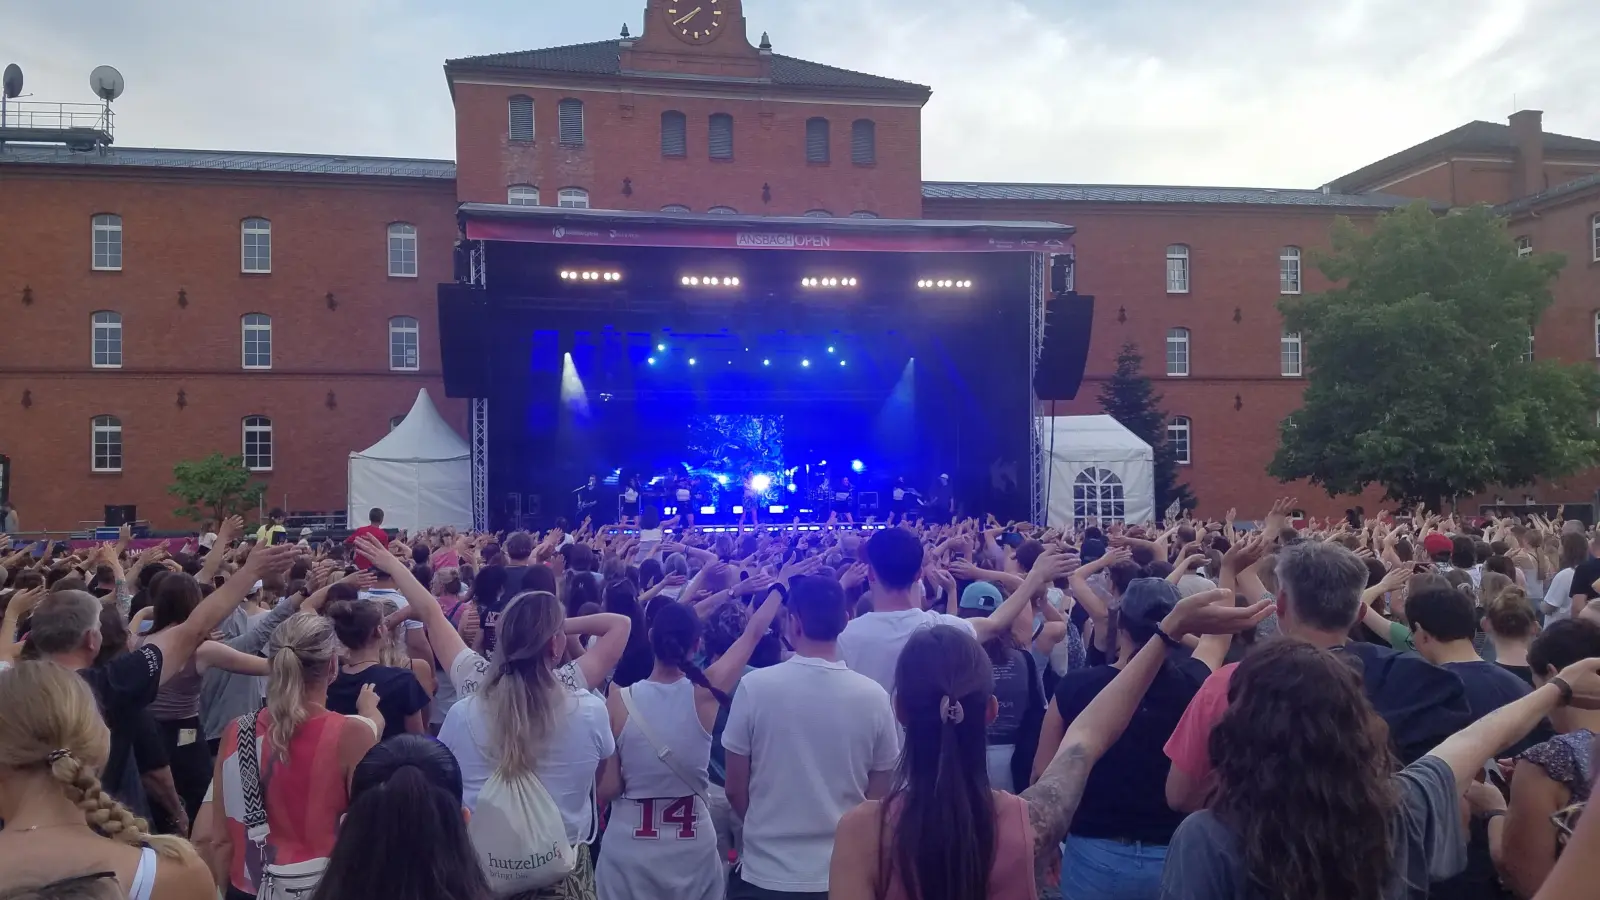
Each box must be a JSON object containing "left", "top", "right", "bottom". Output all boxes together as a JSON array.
[
  {"left": 618, "top": 677, "right": 712, "bottom": 799},
  {"left": 128, "top": 845, "right": 157, "bottom": 900}
]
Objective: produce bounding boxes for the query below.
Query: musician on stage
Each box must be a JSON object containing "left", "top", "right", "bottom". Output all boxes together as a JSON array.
[
  {"left": 575, "top": 474, "right": 601, "bottom": 523},
  {"left": 829, "top": 474, "right": 856, "bottom": 524},
  {"left": 619, "top": 473, "right": 642, "bottom": 526},
  {"left": 891, "top": 476, "right": 922, "bottom": 523},
  {"left": 673, "top": 473, "right": 696, "bottom": 528},
  {"left": 740, "top": 466, "right": 763, "bottom": 526},
  {"left": 927, "top": 473, "right": 955, "bottom": 525}
]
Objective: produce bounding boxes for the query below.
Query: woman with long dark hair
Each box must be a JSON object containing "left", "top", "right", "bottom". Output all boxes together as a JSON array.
[
  {"left": 595, "top": 589, "right": 784, "bottom": 899},
  {"left": 325, "top": 599, "right": 431, "bottom": 739},
  {"left": 603, "top": 578, "right": 654, "bottom": 688},
  {"left": 309, "top": 735, "right": 492, "bottom": 900}
]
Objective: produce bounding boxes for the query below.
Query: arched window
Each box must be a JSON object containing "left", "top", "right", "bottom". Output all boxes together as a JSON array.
[
  {"left": 1167, "top": 417, "right": 1192, "bottom": 465},
  {"left": 389, "top": 316, "right": 420, "bottom": 371},
  {"left": 1516, "top": 236, "right": 1533, "bottom": 258},
  {"left": 92, "top": 311, "right": 122, "bottom": 368},
  {"left": 92, "top": 214, "right": 123, "bottom": 270},
  {"left": 242, "top": 416, "right": 273, "bottom": 471},
  {"left": 1166, "top": 327, "right": 1190, "bottom": 376},
  {"left": 241, "top": 313, "right": 272, "bottom": 369},
  {"left": 707, "top": 206, "right": 737, "bottom": 215},
  {"left": 387, "top": 223, "right": 417, "bottom": 277},
  {"left": 1072, "top": 467, "right": 1126, "bottom": 525},
  {"left": 1165, "top": 244, "right": 1189, "bottom": 294},
  {"left": 803, "top": 209, "right": 833, "bottom": 218},
  {"left": 660, "top": 204, "right": 691, "bottom": 213},
  {"left": 1281, "top": 331, "right": 1303, "bottom": 376},
  {"left": 709, "top": 113, "right": 734, "bottom": 160},
  {"left": 661, "top": 110, "right": 687, "bottom": 158},
  {"left": 557, "top": 188, "right": 589, "bottom": 209},
  {"left": 558, "top": 98, "right": 584, "bottom": 145},
  {"left": 1592, "top": 214, "right": 1600, "bottom": 262},
  {"left": 805, "top": 117, "right": 830, "bottom": 163},
  {"left": 92, "top": 415, "right": 122, "bottom": 473},
  {"left": 507, "top": 95, "right": 534, "bottom": 142},
  {"left": 389, "top": 415, "right": 407, "bottom": 431},
  {"left": 849, "top": 211, "right": 880, "bottom": 219},
  {"left": 507, "top": 184, "right": 539, "bottom": 206},
  {"left": 1280, "top": 246, "right": 1301, "bottom": 294},
  {"left": 852, "top": 119, "right": 876, "bottom": 166},
  {"left": 241, "top": 218, "right": 271, "bottom": 273}
]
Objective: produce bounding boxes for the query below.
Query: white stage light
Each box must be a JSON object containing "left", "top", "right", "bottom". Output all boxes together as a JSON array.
[
  {"left": 751, "top": 474, "right": 772, "bottom": 492},
  {"left": 769, "top": 505, "right": 786, "bottom": 514},
  {"left": 700, "top": 506, "right": 716, "bottom": 515},
  {"left": 732, "top": 506, "right": 744, "bottom": 515},
  {"left": 801, "top": 359, "right": 811, "bottom": 368}
]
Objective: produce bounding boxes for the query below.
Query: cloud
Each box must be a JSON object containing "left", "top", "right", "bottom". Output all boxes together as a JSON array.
[{"left": 3, "top": 0, "right": 1598, "bottom": 186}]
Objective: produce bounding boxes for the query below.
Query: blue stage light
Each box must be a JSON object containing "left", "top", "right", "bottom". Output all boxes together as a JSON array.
[
  {"left": 801, "top": 359, "right": 811, "bottom": 368},
  {"left": 732, "top": 506, "right": 744, "bottom": 515},
  {"left": 769, "top": 505, "right": 786, "bottom": 514},
  {"left": 827, "top": 346, "right": 835, "bottom": 354},
  {"left": 839, "top": 359, "right": 847, "bottom": 367},
  {"left": 700, "top": 506, "right": 716, "bottom": 515},
  {"left": 657, "top": 343, "right": 666, "bottom": 351},
  {"left": 647, "top": 357, "right": 656, "bottom": 365},
  {"left": 763, "top": 359, "right": 770, "bottom": 366},
  {"left": 752, "top": 474, "right": 772, "bottom": 492},
  {"left": 786, "top": 483, "right": 798, "bottom": 493},
  {"left": 715, "top": 474, "right": 729, "bottom": 486},
  {"left": 689, "top": 357, "right": 697, "bottom": 366},
  {"left": 851, "top": 459, "right": 865, "bottom": 473}
]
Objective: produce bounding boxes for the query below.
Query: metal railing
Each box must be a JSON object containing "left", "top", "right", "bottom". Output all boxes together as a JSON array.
[{"left": 0, "top": 100, "right": 113, "bottom": 138}]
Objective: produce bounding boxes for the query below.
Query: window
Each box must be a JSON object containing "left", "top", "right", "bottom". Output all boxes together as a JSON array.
[
  {"left": 1594, "top": 311, "right": 1600, "bottom": 358},
  {"left": 1281, "top": 331, "right": 1303, "bottom": 376},
  {"left": 707, "top": 206, "right": 737, "bottom": 215},
  {"left": 852, "top": 119, "right": 876, "bottom": 166},
  {"left": 557, "top": 188, "right": 589, "bottom": 209},
  {"left": 92, "top": 415, "right": 122, "bottom": 472},
  {"left": 389, "top": 316, "right": 420, "bottom": 371},
  {"left": 389, "top": 415, "right": 406, "bottom": 431},
  {"left": 1072, "top": 467, "right": 1126, "bottom": 526},
  {"left": 92, "top": 214, "right": 123, "bottom": 270},
  {"left": 92, "top": 311, "right": 123, "bottom": 368},
  {"left": 558, "top": 98, "right": 584, "bottom": 145},
  {"left": 242, "top": 416, "right": 273, "bottom": 471},
  {"left": 1524, "top": 325, "right": 1536, "bottom": 363},
  {"left": 508, "top": 95, "right": 534, "bottom": 142},
  {"left": 805, "top": 117, "right": 830, "bottom": 163},
  {"left": 709, "top": 113, "right": 733, "bottom": 160},
  {"left": 1280, "top": 246, "right": 1302, "bottom": 294},
  {"left": 1165, "top": 244, "right": 1190, "bottom": 293},
  {"left": 1166, "top": 327, "right": 1190, "bottom": 376},
  {"left": 661, "top": 204, "right": 691, "bottom": 213},
  {"left": 849, "top": 211, "right": 880, "bottom": 219},
  {"left": 1167, "top": 417, "right": 1192, "bottom": 465},
  {"left": 241, "top": 313, "right": 272, "bottom": 369},
  {"left": 661, "top": 110, "right": 687, "bottom": 158},
  {"left": 1516, "top": 235, "right": 1533, "bottom": 258},
  {"left": 1592, "top": 214, "right": 1600, "bottom": 263},
  {"left": 387, "top": 223, "right": 417, "bottom": 277},
  {"left": 241, "top": 218, "right": 271, "bottom": 273},
  {"left": 803, "top": 209, "right": 833, "bottom": 218},
  {"left": 507, "top": 185, "right": 539, "bottom": 206}
]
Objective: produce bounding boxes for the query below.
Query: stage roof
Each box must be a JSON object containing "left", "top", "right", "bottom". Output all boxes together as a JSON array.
[{"left": 459, "top": 203, "right": 1073, "bottom": 254}]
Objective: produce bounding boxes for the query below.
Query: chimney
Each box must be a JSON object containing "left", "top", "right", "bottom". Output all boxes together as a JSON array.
[{"left": 1510, "top": 109, "right": 1545, "bottom": 199}]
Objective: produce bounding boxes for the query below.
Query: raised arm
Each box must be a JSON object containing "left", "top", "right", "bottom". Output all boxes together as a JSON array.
[
  {"left": 353, "top": 534, "right": 467, "bottom": 671},
  {"left": 146, "top": 542, "right": 296, "bottom": 685},
  {"left": 969, "top": 551, "right": 1072, "bottom": 643},
  {"left": 1068, "top": 547, "right": 1128, "bottom": 621},
  {"left": 1426, "top": 658, "right": 1600, "bottom": 793},
  {"left": 705, "top": 587, "right": 783, "bottom": 692},
  {"left": 196, "top": 516, "right": 244, "bottom": 585},
  {"left": 563, "top": 612, "right": 634, "bottom": 689}
]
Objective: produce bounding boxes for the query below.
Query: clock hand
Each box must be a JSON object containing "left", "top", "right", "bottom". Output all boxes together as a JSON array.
[{"left": 673, "top": 6, "right": 702, "bottom": 25}]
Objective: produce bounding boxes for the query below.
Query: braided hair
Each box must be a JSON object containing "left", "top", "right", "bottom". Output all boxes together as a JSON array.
[{"left": 649, "top": 602, "right": 728, "bottom": 704}]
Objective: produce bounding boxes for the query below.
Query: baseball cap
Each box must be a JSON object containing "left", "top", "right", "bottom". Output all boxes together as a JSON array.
[
  {"left": 1117, "top": 578, "right": 1181, "bottom": 643},
  {"left": 959, "top": 581, "right": 1004, "bottom": 613},
  {"left": 1422, "top": 533, "right": 1455, "bottom": 558},
  {"left": 299, "top": 527, "right": 313, "bottom": 537}
]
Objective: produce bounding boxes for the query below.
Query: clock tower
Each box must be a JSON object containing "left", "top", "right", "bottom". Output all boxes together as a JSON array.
[{"left": 621, "top": 0, "right": 769, "bottom": 79}]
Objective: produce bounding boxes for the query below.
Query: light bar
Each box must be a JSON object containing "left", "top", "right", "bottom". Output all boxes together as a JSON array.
[
  {"left": 800, "top": 276, "right": 858, "bottom": 288},
  {"left": 916, "top": 279, "right": 973, "bottom": 289},
  {"left": 732, "top": 506, "right": 744, "bottom": 515},
  {"left": 700, "top": 506, "right": 716, "bottom": 515},
  {"left": 769, "top": 505, "right": 786, "bottom": 514},
  {"left": 681, "top": 275, "right": 742, "bottom": 287},
  {"left": 560, "top": 270, "right": 622, "bottom": 282}
]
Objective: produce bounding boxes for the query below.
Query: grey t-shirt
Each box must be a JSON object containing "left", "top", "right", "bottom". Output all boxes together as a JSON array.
[{"left": 1159, "top": 755, "right": 1466, "bottom": 900}]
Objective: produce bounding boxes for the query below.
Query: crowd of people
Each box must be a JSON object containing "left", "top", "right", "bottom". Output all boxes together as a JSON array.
[{"left": 2, "top": 500, "right": 1600, "bottom": 900}]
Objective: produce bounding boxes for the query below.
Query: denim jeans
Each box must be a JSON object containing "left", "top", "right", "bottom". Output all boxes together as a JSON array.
[{"left": 1060, "top": 835, "right": 1167, "bottom": 900}]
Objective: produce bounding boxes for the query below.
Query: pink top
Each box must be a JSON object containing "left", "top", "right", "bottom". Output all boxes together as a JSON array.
[
  {"left": 882, "top": 791, "right": 1037, "bottom": 900},
  {"left": 1163, "top": 662, "right": 1237, "bottom": 784}
]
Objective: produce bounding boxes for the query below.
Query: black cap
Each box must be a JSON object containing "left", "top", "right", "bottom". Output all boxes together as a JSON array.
[{"left": 1117, "top": 577, "right": 1180, "bottom": 643}]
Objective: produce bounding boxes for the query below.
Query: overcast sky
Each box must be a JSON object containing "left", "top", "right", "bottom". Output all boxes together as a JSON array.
[{"left": 5, "top": 0, "right": 1598, "bottom": 187}]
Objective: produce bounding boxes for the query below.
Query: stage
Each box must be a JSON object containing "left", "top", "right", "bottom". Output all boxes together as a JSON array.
[{"left": 438, "top": 206, "right": 1074, "bottom": 532}]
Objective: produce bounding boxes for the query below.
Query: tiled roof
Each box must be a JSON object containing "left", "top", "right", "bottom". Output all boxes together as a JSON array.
[
  {"left": 0, "top": 144, "right": 457, "bottom": 179},
  {"left": 922, "top": 182, "right": 1431, "bottom": 210},
  {"left": 1327, "top": 121, "right": 1600, "bottom": 193},
  {"left": 1496, "top": 171, "right": 1600, "bottom": 216},
  {"left": 447, "top": 40, "right": 929, "bottom": 94}
]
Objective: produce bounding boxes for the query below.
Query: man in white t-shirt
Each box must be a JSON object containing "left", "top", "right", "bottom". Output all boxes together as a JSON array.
[
  {"left": 837, "top": 526, "right": 1068, "bottom": 695},
  {"left": 723, "top": 576, "right": 899, "bottom": 899}
]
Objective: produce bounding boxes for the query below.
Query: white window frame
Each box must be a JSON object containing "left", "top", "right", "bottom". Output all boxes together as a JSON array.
[
  {"left": 557, "top": 188, "right": 589, "bottom": 209},
  {"left": 1166, "top": 244, "right": 1190, "bottom": 294},
  {"left": 1166, "top": 327, "right": 1190, "bottom": 377},
  {"left": 507, "top": 185, "right": 540, "bottom": 206},
  {"left": 241, "top": 218, "right": 272, "bottom": 274},
  {"left": 849, "top": 211, "right": 879, "bottom": 219},
  {"left": 1524, "top": 325, "right": 1536, "bottom": 363},
  {"left": 1592, "top": 214, "right": 1600, "bottom": 263},
  {"left": 91, "top": 415, "right": 122, "bottom": 473},
  {"left": 661, "top": 204, "right": 691, "bottom": 213},
  {"left": 92, "top": 214, "right": 123, "bottom": 271},
  {"left": 707, "top": 206, "right": 737, "bottom": 215},
  {"left": 242, "top": 416, "right": 273, "bottom": 472},
  {"left": 803, "top": 209, "right": 833, "bottom": 218},
  {"left": 1072, "top": 467, "right": 1126, "bottom": 526},
  {"left": 1281, "top": 331, "right": 1303, "bottom": 377},
  {"left": 92, "top": 310, "right": 123, "bottom": 369},
  {"left": 1516, "top": 235, "right": 1533, "bottom": 258},
  {"left": 389, "top": 316, "right": 420, "bottom": 371},
  {"left": 241, "top": 313, "right": 272, "bottom": 370},
  {"left": 387, "top": 223, "right": 418, "bottom": 278},
  {"left": 507, "top": 95, "right": 534, "bottom": 142},
  {"left": 1167, "top": 417, "right": 1192, "bottom": 465},
  {"left": 1280, "top": 246, "right": 1302, "bottom": 294}
]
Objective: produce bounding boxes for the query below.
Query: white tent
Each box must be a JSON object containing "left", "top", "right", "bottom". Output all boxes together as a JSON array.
[
  {"left": 1036, "top": 415, "right": 1156, "bottom": 528},
  {"left": 347, "top": 389, "right": 472, "bottom": 531}
]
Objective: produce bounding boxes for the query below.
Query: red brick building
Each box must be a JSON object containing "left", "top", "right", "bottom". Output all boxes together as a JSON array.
[{"left": 5, "top": 0, "right": 1600, "bottom": 529}]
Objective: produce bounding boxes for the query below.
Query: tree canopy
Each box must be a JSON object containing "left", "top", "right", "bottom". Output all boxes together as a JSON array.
[
  {"left": 168, "top": 453, "right": 266, "bottom": 524},
  {"left": 1098, "top": 342, "right": 1194, "bottom": 516},
  {"left": 1270, "top": 201, "right": 1600, "bottom": 508}
]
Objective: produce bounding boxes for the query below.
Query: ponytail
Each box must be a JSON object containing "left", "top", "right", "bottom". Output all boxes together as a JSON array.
[
  {"left": 649, "top": 602, "right": 729, "bottom": 704},
  {"left": 264, "top": 612, "right": 338, "bottom": 761}
]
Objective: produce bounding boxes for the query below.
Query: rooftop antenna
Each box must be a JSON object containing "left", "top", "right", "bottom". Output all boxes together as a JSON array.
[{"left": 1, "top": 63, "right": 21, "bottom": 129}]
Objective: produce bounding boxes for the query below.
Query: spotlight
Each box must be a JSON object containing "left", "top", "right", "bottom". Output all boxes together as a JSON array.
[
  {"left": 827, "top": 346, "right": 835, "bottom": 353},
  {"left": 851, "top": 459, "right": 865, "bottom": 474},
  {"left": 647, "top": 357, "right": 656, "bottom": 365},
  {"left": 681, "top": 276, "right": 691, "bottom": 286},
  {"left": 689, "top": 357, "right": 697, "bottom": 366},
  {"left": 762, "top": 359, "right": 771, "bottom": 366},
  {"left": 657, "top": 343, "right": 666, "bottom": 351},
  {"left": 839, "top": 359, "right": 847, "bottom": 366},
  {"left": 715, "top": 475, "right": 729, "bottom": 486},
  {"left": 802, "top": 359, "right": 811, "bottom": 368},
  {"left": 752, "top": 474, "right": 772, "bottom": 492},
  {"left": 786, "top": 483, "right": 798, "bottom": 493}
]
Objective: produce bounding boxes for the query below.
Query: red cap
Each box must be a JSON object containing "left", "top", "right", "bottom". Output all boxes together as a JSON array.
[{"left": 1422, "top": 533, "right": 1455, "bottom": 558}]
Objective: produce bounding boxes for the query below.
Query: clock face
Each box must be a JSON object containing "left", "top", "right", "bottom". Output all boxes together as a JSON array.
[{"left": 665, "top": 0, "right": 725, "bottom": 44}]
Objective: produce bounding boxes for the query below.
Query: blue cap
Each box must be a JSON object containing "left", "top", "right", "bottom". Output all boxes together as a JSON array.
[{"left": 959, "top": 581, "right": 1004, "bottom": 612}]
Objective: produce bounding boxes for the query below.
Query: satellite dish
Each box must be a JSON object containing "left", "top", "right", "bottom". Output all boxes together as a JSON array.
[
  {"left": 89, "top": 65, "right": 124, "bottom": 102},
  {"left": 2, "top": 64, "right": 21, "bottom": 100}
]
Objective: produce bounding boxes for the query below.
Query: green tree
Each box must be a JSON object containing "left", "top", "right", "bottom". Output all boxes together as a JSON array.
[
  {"left": 168, "top": 453, "right": 267, "bottom": 524},
  {"left": 1270, "top": 201, "right": 1600, "bottom": 509},
  {"left": 1098, "top": 342, "right": 1195, "bottom": 517}
]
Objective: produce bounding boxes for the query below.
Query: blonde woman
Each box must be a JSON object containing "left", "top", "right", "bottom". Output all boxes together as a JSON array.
[
  {"left": 0, "top": 661, "right": 212, "bottom": 899},
  {"left": 211, "top": 613, "right": 383, "bottom": 899}
]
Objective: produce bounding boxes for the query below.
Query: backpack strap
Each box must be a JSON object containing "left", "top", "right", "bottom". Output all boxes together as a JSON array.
[
  {"left": 620, "top": 685, "right": 712, "bottom": 810},
  {"left": 234, "top": 710, "right": 269, "bottom": 845}
]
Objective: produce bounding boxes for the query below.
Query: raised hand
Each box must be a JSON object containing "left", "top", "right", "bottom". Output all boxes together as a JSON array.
[
  {"left": 1159, "top": 588, "right": 1273, "bottom": 640},
  {"left": 353, "top": 534, "right": 405, "bottom": 577}
]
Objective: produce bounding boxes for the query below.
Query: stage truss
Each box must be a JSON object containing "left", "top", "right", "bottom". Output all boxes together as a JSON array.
[
  {"left": 468, "top": 240, "right": 490, "bottom": 531},
  {"left": 1029, "top": 252, "right": 1047, "bottom": 526}
]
